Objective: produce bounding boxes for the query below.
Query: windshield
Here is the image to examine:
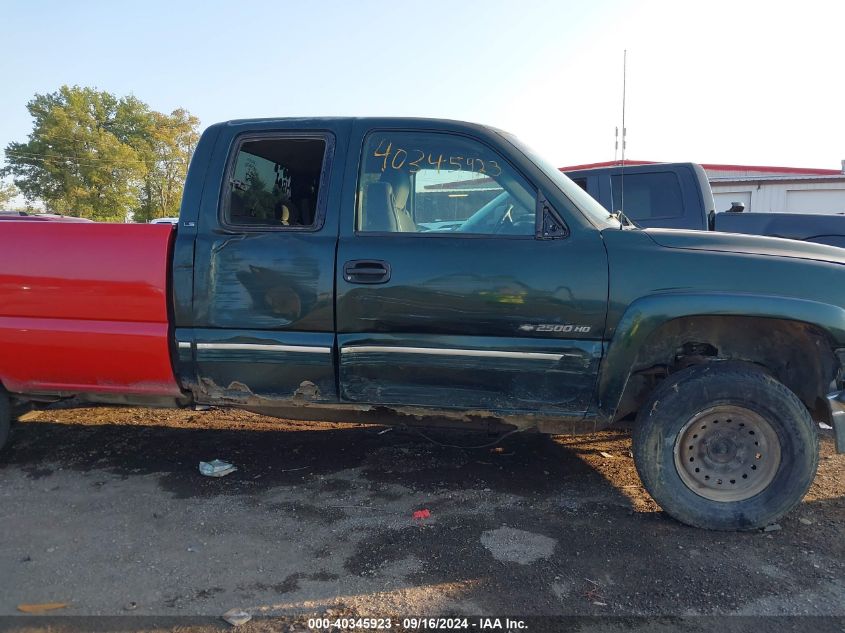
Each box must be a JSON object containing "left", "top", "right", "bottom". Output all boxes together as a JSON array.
[{"left": 495, "top": 130, "right": 620, "bottom": 230}]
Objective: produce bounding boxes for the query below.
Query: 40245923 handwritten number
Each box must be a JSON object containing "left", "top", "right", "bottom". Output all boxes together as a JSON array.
[{"left": 371, "top": 138, "right": 502, "bottom": 176}]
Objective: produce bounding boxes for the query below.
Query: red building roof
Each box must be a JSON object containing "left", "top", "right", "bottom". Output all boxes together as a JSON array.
[{"left": 560, "top": 159, "right": 841, "bottom": 176}]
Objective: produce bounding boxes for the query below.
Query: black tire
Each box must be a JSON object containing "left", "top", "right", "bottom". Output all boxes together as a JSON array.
[
  {"left": 632, "top": 362, "right": 818, "bottom": 530},
  {"left": 0, "top": 391, "right": 11, "bottom": 454}
]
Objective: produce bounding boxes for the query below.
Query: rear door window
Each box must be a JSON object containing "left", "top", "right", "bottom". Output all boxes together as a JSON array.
[
  {"left": 225, "top": 137, "right": 328, "bottom": 229},
  {"left": 610, "top": 171, "right": 684, "bottom": 220},
  {"left": 571, "top": 177, "right": 589, "bottom": 192}
]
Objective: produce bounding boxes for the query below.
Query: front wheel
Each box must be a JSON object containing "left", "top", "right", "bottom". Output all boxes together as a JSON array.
[{"left": 632, "top": 363, "right": 818, "bottom": 530}]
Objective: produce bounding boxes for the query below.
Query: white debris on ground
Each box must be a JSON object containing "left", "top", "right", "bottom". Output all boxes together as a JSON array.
[
  {"left": 199, "top": 459, "right": 237, "bottom": 477},
  {"left": 222, "top": 608, "right": 251, "bottom": 626}
]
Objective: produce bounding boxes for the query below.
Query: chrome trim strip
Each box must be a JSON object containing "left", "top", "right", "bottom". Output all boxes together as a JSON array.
[
  {"left": 196, "top": 343, "right": 331, "bottom": 354},
  {"left": 340, "top": 345, "right": 564, "bottom": 361},
  {"left": 177, "top": 342, "right": 191, "bottom": 349}
]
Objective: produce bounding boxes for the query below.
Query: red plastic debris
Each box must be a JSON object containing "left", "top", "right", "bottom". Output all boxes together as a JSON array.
[{"left": 412, "top": 509, "right": 431, "bottom": 520}]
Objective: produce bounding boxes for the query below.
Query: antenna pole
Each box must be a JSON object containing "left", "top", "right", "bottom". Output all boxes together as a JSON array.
[
  {"left": 620, "top": 49, "right": 627, "bottom": 216},
  {"left": 614, "top": 126, "right": 618, "bottom": 162},
  {"left": 622, "top": 49, "right": 627, "bottom": 163}
]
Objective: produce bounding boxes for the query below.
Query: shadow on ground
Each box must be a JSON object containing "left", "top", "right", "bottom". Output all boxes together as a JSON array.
[
  {"left": 1, "top": 411, "right": 843, "bottom": 618},
  {"left": 5, "top": 419, "right": 607, "bottom": 498}
]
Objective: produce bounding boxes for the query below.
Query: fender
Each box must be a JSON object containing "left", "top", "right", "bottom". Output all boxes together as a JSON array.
[{"left": 598, "top": 292, "right": 845, "bottom": 420}]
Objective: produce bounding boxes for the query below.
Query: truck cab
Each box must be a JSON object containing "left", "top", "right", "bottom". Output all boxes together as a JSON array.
[
  {"left": 564, "top": 162, "right": 714, "bottom": 230},
  {"left": 173, "top": 118, "right": 610, "bottom": 420}
]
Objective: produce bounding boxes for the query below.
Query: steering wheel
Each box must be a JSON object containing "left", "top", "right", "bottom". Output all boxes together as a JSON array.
[
  {"left": 498, "top": 204, "right": 514, "bottom": 225},
  {"left": 495, "top": 204, "right": 516, "bottom": 234},
  {"left": 496, "top": 203, "right": 537, "bottom": 235}
]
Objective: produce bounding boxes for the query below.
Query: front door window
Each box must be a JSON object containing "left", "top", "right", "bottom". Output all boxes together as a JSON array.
[{"left": 357, "top": 132, "right": 536, "bottom": 236}]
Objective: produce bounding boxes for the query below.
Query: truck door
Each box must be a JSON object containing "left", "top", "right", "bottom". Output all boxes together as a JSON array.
[
  {"left": 335, "top": 123, "right": 608, "bottom": 416},
  {"left": 183, "top": 122, "right": 349, "bottom": 404}
]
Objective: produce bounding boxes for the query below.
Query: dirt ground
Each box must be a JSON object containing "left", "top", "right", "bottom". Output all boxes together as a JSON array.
[{"left": 0, "top": 405, "right": 843, "bottom": 628}]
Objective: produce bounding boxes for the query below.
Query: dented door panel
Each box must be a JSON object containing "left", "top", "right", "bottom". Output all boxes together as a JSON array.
[
  {"left": 176, "top": 328, "right": 336, "bottom": 403},
  {"left": 339, "top": 333, "right": 602, "bottom": 414},
  {"left": 194, "top": 232, "right": 336, "bottom": 331}
]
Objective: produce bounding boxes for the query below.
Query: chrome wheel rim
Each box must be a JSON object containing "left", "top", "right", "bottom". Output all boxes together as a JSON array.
[{"left": 673, "top": 405, "right": 781, "bottom": 502}]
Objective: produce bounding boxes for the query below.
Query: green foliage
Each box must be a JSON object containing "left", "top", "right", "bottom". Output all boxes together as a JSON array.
[
  {"left": 232, "top": 160, "right": 278, "bottom": 221},
  {"left": 132, "top": 108, "right": 200, "bottom": 223},
  {"left": 0, "top": 181, "right": 18, "bottom": 207},
  {"left": 2, "top": 85, "right": 199, "bottom": 222}
]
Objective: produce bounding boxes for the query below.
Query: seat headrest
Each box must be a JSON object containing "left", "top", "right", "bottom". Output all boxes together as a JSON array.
[
  {"left": 363, "top": 181, "right": 397, "bottom": 232},
  {"left": 381, "top": 170, "right": 411, "bottom": 213}
]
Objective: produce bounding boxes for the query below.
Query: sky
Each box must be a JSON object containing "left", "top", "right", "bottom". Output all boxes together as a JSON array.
[{"left": 1, "top": 0, "right": 844, "bottom": 174}]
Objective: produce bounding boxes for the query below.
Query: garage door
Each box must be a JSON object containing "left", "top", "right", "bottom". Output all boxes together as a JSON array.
[{"left": 785, "top": 189, "right": 845, "bottom": 213}]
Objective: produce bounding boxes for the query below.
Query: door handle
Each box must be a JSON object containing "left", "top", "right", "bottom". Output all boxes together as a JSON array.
[{"left": 343, "top": 260, "right": 391, "bottom": 284}]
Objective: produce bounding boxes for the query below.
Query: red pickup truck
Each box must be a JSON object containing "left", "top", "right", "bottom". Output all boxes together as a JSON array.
[{"left": 2, "top": 116, "right": 844, "bottom": 531}]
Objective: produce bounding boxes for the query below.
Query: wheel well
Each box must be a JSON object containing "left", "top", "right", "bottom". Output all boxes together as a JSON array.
[{"left": 615, "top": 316, "right": 838, "bottom": 423}]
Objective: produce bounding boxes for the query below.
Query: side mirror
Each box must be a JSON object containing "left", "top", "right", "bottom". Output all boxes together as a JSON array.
[{"left": 726, "top": 202, "right": 745, "bottom": 213}]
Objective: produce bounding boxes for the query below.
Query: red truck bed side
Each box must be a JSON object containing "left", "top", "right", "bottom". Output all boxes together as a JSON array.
[{"left": 0, "top": 222, "right": 181, "bottom": 397}]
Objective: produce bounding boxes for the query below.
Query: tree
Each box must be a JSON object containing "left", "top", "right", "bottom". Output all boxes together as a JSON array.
[
  {"left": 0, "top": 181, "right": 17, "bottom": 208},
  {"left": 2, "top": 86, "right": 199, "bottom": 222},
  {"left": 3, "top": 86, "right": 146, "bottom": 221},
  {"left": 132, "top": 108, "right": 199, "bottom": 223}
]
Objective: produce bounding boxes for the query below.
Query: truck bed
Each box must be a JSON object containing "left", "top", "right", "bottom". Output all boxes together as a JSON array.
[
  {"left": 714, "top": 211, "right": 845, "bottom": 248},
  {"left": 0, "top": 222, "right": 181, "bottom": 397}
]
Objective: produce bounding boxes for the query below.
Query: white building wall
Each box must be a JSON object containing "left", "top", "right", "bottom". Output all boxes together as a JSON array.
[{"left": 709, "top": 179, "right": 845, "bottom": 214}]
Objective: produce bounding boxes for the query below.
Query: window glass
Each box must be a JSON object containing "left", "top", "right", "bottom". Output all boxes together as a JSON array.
[
  {"left": 571, "top": 177, "right": 589, "bottom": 192},
  {"left": 227, "top": 138, "right": 326, "bottom": 228},
  {"left": 357, "top": 132, "right": 536, "bottom": 235},
  {"left": 610, "top": 172, "right": 684, "bottom": 220}
]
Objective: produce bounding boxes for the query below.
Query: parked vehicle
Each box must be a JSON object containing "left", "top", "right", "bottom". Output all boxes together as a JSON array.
[
  {"left": 0, "top": 211, "right": 93, "bottom": 222},
  {"left": 1, "top": 118, "right": 844, "bottom": 530},
  {"left": 563, "top": 162, "right": 845, "bottom": 247}
]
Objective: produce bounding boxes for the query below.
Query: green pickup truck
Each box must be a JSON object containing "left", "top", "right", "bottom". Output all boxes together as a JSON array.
[{"left": 2, "top": 117, "right": 844, "bottom": 531}]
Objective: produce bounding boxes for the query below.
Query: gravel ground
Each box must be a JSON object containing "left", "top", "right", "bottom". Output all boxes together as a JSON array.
[{"left": 0, "top": 406, "right": 842, "bottom": 629}]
